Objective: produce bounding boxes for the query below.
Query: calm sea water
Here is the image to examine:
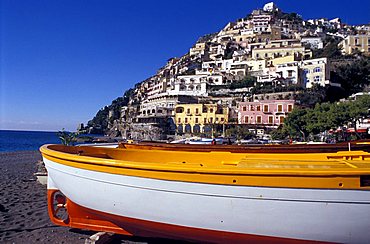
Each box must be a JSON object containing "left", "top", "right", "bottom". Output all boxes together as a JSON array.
[{"left": 0, "top": 130, "right": 61, "bottom": 152}]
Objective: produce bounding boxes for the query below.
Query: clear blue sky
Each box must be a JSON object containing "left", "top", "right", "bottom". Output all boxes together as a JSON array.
[{"left": 1, "top": 0, "right": 369, "bottom": 131}]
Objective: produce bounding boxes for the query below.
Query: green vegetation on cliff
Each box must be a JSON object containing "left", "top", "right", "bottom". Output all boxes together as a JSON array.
[{"left": 87, "top": 88, "right": 134, "bottom": 133}]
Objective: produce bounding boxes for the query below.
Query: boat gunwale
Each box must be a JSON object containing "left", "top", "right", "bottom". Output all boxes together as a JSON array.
[
  {"left": 120, "top": 141, "right": 370, "bottom": 153},
  {"left": 40, "top": 144, "right": 370, "bottom": 177}
]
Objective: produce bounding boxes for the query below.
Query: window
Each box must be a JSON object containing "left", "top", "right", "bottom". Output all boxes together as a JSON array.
[
  {"left": 263, "top": 105, "right": 269, "bottom": 112},
  {"left": 244, "top": 116, "right": 249, "bottom": 124},
  {"left": 268, "top": 116, "right": 274, "bottom": 124},
  {"left": 216, "top": 117, "right": 219, "bottom": 122},
  {"left": 178, "top": 118, "right": 181, "bottom": 123},
  {"left": 185, "top": 118, "right": 188, "bottom": 123},
  {"left": 355, "top": 38, "right": 360, "bottom": 46},
  {"left": 210, "top": 117, "right": 213, "bottom": 123},
  {"left": 220, "top": 118, "right": 224, "bottom": 122},
  {"left": 313, "top": 67, "right": 321, "bottom": 73},
  {"left": 287, "top": 104, "right": 293, "bottom": 112},
  {"left": 250, "top": 105, "right": 255, "bottom": 111},
  {"left": 277, "top": 104, "right": 283, "bottom": 112},
  {"left": 279, "top": 116, "right": 285, "bottom": 124},
  {"left": 314, "top": 76, "right": 321, "bottom": 82},
  {"left": 256, "top": 116, "right": 262, "bottom": 124},
  {"left": 243, "top": 106, "right": 247, "bottom": 111},
  {"left": 195, "top": 108, "right": 199, "bottom": 114},
  {"left": 288, "top": 70, "right": 293, "bottom": 77},
  {"left": 210, "top": 108, "right": 214, "bottom": 113},
  {"left": 256, "top": 105, "right": 261, "bottom": 111},
  {"left": 187, "top": 108, "right": 191, "bottom": 114},
  {"left": 204, "top": 118, "right": 207, "bottom": 124},
  {"left": 195, "top": 118, "right": 199, "bottom": 123}
]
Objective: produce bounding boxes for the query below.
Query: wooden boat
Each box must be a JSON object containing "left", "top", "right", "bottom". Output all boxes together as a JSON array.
[
  {"left": 121, "top": 140, "right": 370, "bottom": 153},
  {"left": 40, "top": 143, "right": 370, "bottom": 243}
]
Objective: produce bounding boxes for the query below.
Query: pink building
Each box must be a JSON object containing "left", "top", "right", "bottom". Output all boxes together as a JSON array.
[{"left": 238, "top": 100, "right": 295, "bottom": 126}]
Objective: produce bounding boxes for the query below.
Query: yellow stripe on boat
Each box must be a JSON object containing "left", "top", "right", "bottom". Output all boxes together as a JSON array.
[{"left": 40, "top": 144, "right": 370, "bottom": 190}]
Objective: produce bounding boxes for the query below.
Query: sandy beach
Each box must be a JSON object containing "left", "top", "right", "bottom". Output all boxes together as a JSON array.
[
  {"left": 0, "top": 151, "right": 96, "bottom": 243},
  {"left": 0, "top": 151, "right": 188, "bottom": 244}
]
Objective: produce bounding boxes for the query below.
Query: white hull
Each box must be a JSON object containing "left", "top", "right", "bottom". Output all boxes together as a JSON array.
[{"left": 45, "top": 157, "right": 370, "bottom": 243}]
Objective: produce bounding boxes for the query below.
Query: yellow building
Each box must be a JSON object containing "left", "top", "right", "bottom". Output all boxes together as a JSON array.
[
  {"left": 339, "top": 35, "right": 370, "bottom": 56},
  {"left": 268, "top": 55, "right": 296, "bottom": 66},
  {"left": 252, "top": 46, "right": 310, "bottom": 60},
  {"left": 175, "top": 104, "right": 229, "bottom": 134}
]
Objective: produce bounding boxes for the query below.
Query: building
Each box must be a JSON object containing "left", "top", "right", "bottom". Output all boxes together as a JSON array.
[
  {"left": 258, "top": 62, "right": 299, "bottom": 85},
  {"left": 339, "top": 35, "right": 370, "bottom": 55},
  {"left": 175, "top": 104, "right": 229, "bottom": 134},
  {"left": 252, "top": 14, "right": 273, "bottom": 33},
  {"left": 252, "top": 46, "right": 309, "bottom": 61},
  {"left": 300, "top": 58, "right": 330, "bottom": 88},
  {"left": 190, "top": 42, "right": 207, "bottom": 57},
  {"left": 238, "top": 100, "right": 294, "bottom": 127},
  {"left": 301, "top": 37, "right": 324, "bottom": 49},
  {"left": 263, "top": 2, "right": 278, "bottom": 12},
  {"left": 167, "top": 74, "right": 209, "bottom": 97}
]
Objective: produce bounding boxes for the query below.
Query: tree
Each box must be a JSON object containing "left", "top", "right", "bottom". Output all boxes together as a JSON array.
[
  {"left": 294, "top": 84, "right": 326, "bottom": 107},
  {"left": 283, "top": 96, "right": 370, "bottom": 141},
  {"left": 312, "top": 36, "right": 342, "bottom": 59},
  {"left": 57, "top": 129, "right": 79, "bottom": 146},
  {"left": 284, "top": 108, "right": 308, "bottom": 140},
  {"left": 87, "top": 88, "right": 135, "bottom": 134},
  {"left": 270, "top": 126, "right": 289, "bottom": 140},
  {"left": 225, "top": 125, "right": 254, "bottom": 140},
  {"left": 331, "top": 57, "right": 370, "bottom": 96},
  {"left": 228, "top": 76, "right": 256, "bottom": 89},
  {"left": 347, "top": 96, "right": 370, "bottom": 138}
]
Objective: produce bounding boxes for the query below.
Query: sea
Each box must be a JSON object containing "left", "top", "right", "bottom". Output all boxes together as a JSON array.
[{"left": 0, "top": 130, "right": 61, "bottom": 152}]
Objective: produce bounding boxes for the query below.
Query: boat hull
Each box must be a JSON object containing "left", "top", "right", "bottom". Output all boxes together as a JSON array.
[{"left": 44, "top": 157, "right": 370, "bottom": 243}]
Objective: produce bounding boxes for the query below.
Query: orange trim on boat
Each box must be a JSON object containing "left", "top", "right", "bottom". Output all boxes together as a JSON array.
[{"left": 47, "top": 189, "right": 328, "bottom": 244}]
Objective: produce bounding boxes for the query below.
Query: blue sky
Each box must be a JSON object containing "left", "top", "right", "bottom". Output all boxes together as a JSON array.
[{"left": 1, "top": 0, "right": 369, "bottom": 131}]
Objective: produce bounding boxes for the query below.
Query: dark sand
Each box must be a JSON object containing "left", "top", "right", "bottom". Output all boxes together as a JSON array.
[
  {"left": 0, "top": 151, "right": 189, "bottom": 244},
  {"left": 0, "top": 151, "right": 96, "bottom": 243}
]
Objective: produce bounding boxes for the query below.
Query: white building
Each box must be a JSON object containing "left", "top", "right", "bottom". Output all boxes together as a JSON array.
[
  {"left": 252, "top": 14, "right": 272, "bottom": 33},
  {"left": 263, "top": 2, "right": 278, "bottom": 12},
  {"left": 258, "top": 62, "right": 299, "bottom": 85},
  {"left": 300, "top": 58, "right": 330, "bottom": 88},
  {"left": 166, "top": 74, "right": 226, "bottom": 97},
  {"left": 301, "top": 37, "right": 324, "bottom": 49}
]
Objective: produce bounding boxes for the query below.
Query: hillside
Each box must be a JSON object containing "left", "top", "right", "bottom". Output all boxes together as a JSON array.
[{"left": 81, "top": 2, "right": 370, "bottom": 140}]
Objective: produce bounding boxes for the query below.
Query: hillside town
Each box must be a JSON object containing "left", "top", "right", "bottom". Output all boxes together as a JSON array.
[{"left": 81, "top": 2, "right": 370, "bottom": 142}]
